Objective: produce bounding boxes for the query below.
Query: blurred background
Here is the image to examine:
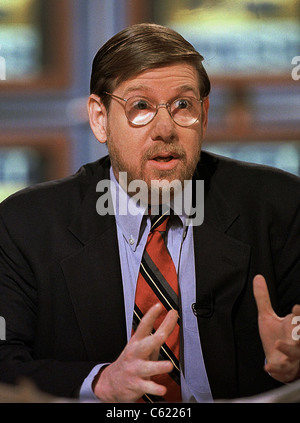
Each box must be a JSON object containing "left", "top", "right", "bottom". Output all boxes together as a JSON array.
[{"left": 0, "top": 0, "right": 299, "bottom": 201}]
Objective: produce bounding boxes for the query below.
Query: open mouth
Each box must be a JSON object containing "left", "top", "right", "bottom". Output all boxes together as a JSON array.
[
  {"left": 153, "top": 155, "right": 175, "bottom": 162},
  {"left": 148, "top": 152, "right": 181, "bottom": 171},
  {"left": 150, "top": 152, "right": 180, "bottom": 162}
]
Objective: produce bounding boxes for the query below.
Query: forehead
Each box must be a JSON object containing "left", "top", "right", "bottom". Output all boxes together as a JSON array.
[{"left": 115, "top": 64, "right": 200, "bottom": 97}]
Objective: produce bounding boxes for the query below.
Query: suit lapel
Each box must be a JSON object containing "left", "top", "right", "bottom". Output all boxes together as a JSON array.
[
  {"left": 61, "top": 229, "right": 127, "bottom": 362},
  {"left": 193, "top": 154, "right": 251, "bottom": 398},
  {"left": 61, "top": 158, "right": 127, "bottom": 361}
]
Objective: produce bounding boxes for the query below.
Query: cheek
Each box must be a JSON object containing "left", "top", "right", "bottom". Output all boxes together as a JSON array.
[
  {"left": 181, "top": 130, "right": 202, "bottom": 157},
  {"left": 107, "top": 123, "right": 147, "bottom": 167},
  {"left": 109, "top": 112, "right": 146, "bottom": 148},
  {"left": 117, "top": 132, "right": 146, "bottom": 161}
]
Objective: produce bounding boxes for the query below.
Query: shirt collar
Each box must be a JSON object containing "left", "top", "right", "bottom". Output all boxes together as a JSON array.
[{"left": 110, "top": 168, "right": 147, "bottom": 251}]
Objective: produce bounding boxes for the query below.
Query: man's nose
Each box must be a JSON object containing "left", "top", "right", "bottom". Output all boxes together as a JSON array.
[{"left": 150, "top": 106, "right": 177, "bottom": 142}]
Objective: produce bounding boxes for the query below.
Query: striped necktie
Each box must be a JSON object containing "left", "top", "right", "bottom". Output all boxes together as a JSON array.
[{"left": 132, "top": 210, "right": 181, "bottom": 403}]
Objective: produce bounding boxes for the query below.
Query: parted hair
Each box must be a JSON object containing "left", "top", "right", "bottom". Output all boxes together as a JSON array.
[{"left": 90, "top": 23, "right": 211, "bottom": 109}]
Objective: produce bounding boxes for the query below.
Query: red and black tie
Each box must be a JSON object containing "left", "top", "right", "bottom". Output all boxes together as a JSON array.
[{"left": 132, "top": 210, "right": 181, "bottom": 402}]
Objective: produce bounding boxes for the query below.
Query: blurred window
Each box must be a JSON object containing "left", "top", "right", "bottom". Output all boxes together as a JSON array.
[
  {"left": 0, "top": 146, "right": 44, "bottom": 201},
  {"left": 152, "top": 0, "right": 300, "bottom": 77},
  {"left": 0, "top": 0, "right": 43, "bottom": 81},
  {"left": 204, "top": 141, "right": 300, "bottom": 175}
]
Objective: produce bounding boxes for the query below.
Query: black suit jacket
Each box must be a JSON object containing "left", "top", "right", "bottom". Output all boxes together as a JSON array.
[{"left": 0, "top": 152, "right": 299, "bottom": 400}]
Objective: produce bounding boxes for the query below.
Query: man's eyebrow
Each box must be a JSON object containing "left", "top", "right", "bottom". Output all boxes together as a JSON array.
[
  {"left": 122, "top": 84, "right": 199, "bottom": 98},
  {"left": 122, "top": 85, "right": 149, "bottom": 97},
  {"left": 177, "top": 85, "right": 199, "bottom": 96}
]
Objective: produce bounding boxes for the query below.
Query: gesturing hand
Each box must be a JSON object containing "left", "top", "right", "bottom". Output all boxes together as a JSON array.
[
  {"left": 92, "top": 302, "right": 178, "bottom": 402},
  {"left": 253, "top": 274, "right": 300, "bottom": 383}
]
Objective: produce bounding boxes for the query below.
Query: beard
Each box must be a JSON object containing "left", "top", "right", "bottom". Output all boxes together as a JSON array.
[{"left": 106, "top": 126, "right": 201, "bottom": 206}]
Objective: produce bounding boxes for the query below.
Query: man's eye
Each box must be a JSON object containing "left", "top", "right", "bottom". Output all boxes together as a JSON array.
[
  {"left": 175, "top": 99, "right": 191, "bottom": 109},
  {"left": 133, "top": 99, "right": 151, "bottom": 110}
]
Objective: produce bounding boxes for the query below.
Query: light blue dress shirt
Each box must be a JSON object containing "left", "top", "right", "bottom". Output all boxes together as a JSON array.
[{"left": 80, "top": 169, "right": 212, "bottom": 403}]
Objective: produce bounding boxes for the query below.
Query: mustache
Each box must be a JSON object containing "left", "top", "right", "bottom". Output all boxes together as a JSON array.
[{"left": 143, "top": 144, "right": 186, "bottom": 161}]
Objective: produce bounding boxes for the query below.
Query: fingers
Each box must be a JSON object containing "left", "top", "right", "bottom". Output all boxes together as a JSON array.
[
  {"left": 93, "top": 357, "right": 171, "bottom": 402},
  {"left": 130, "top": 302, "right": 179, "bottom": 366},
  {"left": 133, "top": 303, "right": 164, "bottom": 341},
  {"left": 253, "top": 275, "right": 300, "bottom": 384},
  {"left": 154, "top": 308, "right": 179, "bottom": 343},
  {"left": 150, "top": 308, "right": 179, "bottom": 361},
  {"left": 264, "top": 348, "right": 300, "bottom": 383},
  {"left": 95, "top": 304, "right": 178, "bottom": 402},
  {"left": 292, "top": 304, "right": 300, "bottom": 316},
  {"left": 276, "top": 340, "right": 300, "bottom": 360},
  {"left": 138, "top": 358, "right": 174, "bottom": 378},
  {"left": 138, "top": 378, "right": 168, "bottom": 398},
  {"left": 265, "top": 364, "right": 298, "bottom": 384},
  {"left": 253, "top": 274, "right": 275, "bottom": 317},
  {"left": 133, "top": 303, "right": 178, "bottom": 350}
]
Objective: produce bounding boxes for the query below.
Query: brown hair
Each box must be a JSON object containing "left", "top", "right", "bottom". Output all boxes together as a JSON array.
[{"left": 90, "top": 23, "right": 211, "bottom": 109}]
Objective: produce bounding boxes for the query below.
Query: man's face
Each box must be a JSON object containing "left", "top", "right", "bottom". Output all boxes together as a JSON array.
[{"left": 92, "top": 63, "right": 209, "bottom": 192}]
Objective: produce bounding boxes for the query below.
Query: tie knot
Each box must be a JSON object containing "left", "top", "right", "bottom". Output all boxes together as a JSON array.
[{"left": 150, "top": 212, "right": 170, "bottom": 232}]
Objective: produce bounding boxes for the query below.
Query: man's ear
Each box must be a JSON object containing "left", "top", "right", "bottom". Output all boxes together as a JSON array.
[{"left": 87, "top": 94, "right": 108, "bottom": 144}]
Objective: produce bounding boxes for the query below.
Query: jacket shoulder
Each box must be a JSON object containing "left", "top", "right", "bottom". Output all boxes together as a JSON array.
[
  {"left": 201, "top": 150, "right": 300, "bottom": 195},
  {"left": 0, "top": 156, "right": 110, "bottom": 223}
]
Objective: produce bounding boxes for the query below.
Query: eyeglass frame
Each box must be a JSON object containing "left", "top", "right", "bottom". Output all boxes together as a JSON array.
[{"left": 102, "top": 91, "right": 204, "bottom": 128}]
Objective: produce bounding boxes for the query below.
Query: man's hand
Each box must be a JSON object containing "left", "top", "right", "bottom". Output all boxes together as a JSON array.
[
  {"left": 92, "top": 303, "right": 178, "bottom": 402},
  {"left": 253, "top": 274, "right": 300, "bottom": 383}
]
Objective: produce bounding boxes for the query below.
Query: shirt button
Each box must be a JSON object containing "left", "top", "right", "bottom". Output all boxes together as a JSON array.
[{"left": 129, "top": 237, "right": 135, "bottom": 245}]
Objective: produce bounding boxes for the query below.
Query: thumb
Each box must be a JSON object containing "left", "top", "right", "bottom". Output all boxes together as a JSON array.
[{"left": 253, "top": 274, "right": 275, "bottom": 317}]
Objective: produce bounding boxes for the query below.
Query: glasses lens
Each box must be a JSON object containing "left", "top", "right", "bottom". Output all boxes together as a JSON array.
[
  {"left": 126, "top": 97, "right": 156, "bottom": 126},
  {"left": 171, "top": 97, "right": 201, "bottom": 127}
]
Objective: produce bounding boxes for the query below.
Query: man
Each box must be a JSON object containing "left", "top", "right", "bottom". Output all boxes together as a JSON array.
[{"left": 0, "top": 23, "right": 299, "bottom": 403}]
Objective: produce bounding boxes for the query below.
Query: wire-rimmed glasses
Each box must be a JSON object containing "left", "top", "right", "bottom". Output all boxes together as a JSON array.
[{"left": 103, "top": 91, "right": 203, "bottom": 127}]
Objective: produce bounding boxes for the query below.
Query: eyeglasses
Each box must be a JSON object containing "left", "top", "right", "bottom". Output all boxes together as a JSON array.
[{"left": 103, "top": 91, "right": 203, "bottom": 127}]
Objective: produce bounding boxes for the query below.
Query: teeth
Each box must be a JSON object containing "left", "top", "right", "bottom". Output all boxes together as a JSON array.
[{"left": 155, "top": 156, "right": 173, "bottom": 162}]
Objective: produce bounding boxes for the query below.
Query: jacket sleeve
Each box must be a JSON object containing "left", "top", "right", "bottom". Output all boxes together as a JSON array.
[{"left": 0, "top": 213, "right": 97, "bottom": 399}]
